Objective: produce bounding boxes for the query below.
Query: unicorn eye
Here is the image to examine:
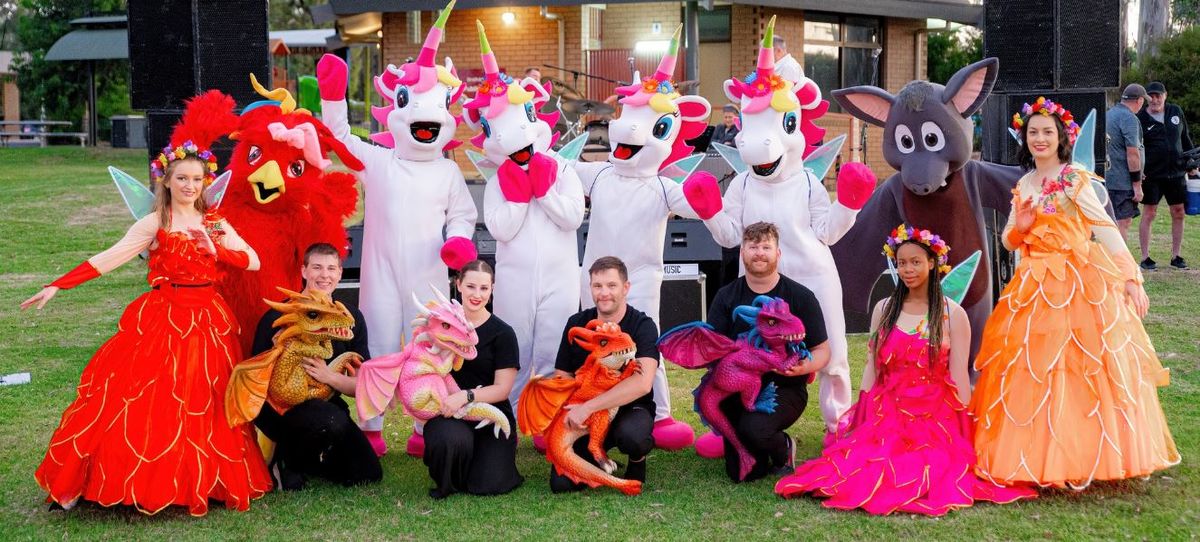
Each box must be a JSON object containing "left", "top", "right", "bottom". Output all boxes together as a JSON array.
[
  {"left": 395, "top": 87, "right": 410, "bottom": 109},
  {"left": 247, "top": 146, "right": 262, "bottom": 165},
  {"left": 525, "top": 102, "right": 537, "bottom": 123},
  {"left": 894, "top": 125, "right": 916, "bottom": 154},
  {"left": 920, "top": 121, "right": 945, "bottom": 151},
  {"left": 652, "top": 116, "right": 673, "bottom": 140},
  {"left": 782, "top": 112, "right": 798, "bottom": 134},
  {"left": 481, "top": 118, "right": 491, "bottom": 138}
]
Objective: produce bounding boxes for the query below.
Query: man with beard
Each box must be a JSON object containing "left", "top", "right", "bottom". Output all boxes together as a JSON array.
[{"left": 699, "top": 222, "right": 831, "bottom": 482}]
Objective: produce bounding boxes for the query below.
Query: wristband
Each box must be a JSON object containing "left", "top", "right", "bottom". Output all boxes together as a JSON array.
[
  {"left": 465, "top": 389, "right": 475, "bottom": 403},
  {"left": 1128, "top": 169, "right": 1142, "bottom": 183},
  {"left": 48, "top": 261, "right": 100, "bottom": 290}
]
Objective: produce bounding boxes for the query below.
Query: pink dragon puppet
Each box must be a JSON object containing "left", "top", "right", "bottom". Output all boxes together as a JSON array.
[
  {"left": 355, "top": 287, "right": 512, "bottom": 440},
  {"left": 657, "top": 296, "right": 810, "bottom": 481},
  {"left": 460, "top": 21, "right": 586, "bottom": 409},
  {"left": 317, "top": 0, "right": 477, "bottom": 453},
  {"left": 702, "top": 16, "right": 876, "bottom": 441},
  {"left": 573, "top": 25, "right": 725, "bottom": 450}
]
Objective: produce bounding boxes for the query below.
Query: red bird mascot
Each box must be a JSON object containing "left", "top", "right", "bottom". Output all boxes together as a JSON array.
[{"left": 204, "top": 77, "right": 364, "bottom": 352}]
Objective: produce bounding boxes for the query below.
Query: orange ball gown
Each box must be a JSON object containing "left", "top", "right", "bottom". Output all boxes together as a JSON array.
[
  {"left": 35, "top": 212, "right": 272, "bottom": 515},
  {"left": 970, "top": 163, "right": 1179, "bottom": 489}
]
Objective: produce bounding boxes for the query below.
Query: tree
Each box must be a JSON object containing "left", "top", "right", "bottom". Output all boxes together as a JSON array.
[
  {"left": 1139, "top": 0, "right": 1170, "bottom": 60},
  {"left": 13, "top": 0, "right": 129, "bottom": 138},
  {"left": 926, "top": 28, "right": 982, "bottom": 85}
]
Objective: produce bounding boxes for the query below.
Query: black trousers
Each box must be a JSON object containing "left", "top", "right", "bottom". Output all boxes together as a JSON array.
[
  {"left": 718, "top": 382, "right": 807, "bottom": 483},
  {"left": 254, "top": 398, "right": 382, "bottom": 487},
  {"left": 423, "top": 413, "right": 524, "bottom": 497},
  {"left": 548, "top": 405, "right": 654, "bottom": 493}
]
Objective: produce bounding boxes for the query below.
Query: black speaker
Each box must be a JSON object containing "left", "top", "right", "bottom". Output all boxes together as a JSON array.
[
  {"left": 143, "top": 110, "right": 237, "bottom": 177},
  {"left": 980, "top": 89, "right": 1108, "bottom": 168},
  {"left": 660, "top": 273, "right": 707, "bottom": 332},
  {"left": 984, "top": 0, "right": 1121, "bottom": 92},
  {"left": 127, "top": 0, "right": 269, "bottom": 110}
]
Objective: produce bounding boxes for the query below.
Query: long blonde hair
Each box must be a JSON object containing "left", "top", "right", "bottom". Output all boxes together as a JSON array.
[{"left": 154, "top": 157, "right": 209, "bottom": 229}]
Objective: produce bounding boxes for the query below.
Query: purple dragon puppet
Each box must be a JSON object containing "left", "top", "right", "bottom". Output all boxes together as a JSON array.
[
  {"left": 657, "top": 296, "right": 809, "bottom": 481},
  {"left": 829, "top": 58, "right": 1023, "bottom": 362}
]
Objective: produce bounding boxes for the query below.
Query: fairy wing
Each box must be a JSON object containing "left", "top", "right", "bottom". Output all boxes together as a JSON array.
[
  {"left": 802, "top": 134, "right": 845, "bottom": 182},
  {"left": 517, "top": 375, "right": 579, "bottom": 436},
  {"left": 465, "top": 149, "right": 499, "bottom": 181},
  {"left": 204, "top": 170, "right": 232, "bottom": 208},
  {"left": 941, "top": 250, "right": 981, "bottom": 305},
  {"left": 656, "top": 321, "right": 738, "bottom": 369},
  {"left": 660, "top": 154, "right": 706, "bottom": 185},
  {"left": 109, "top": 166, "right": 155, "bottom": 220},
  {"left": 711, "top": 142, "right": 748, "bottom": 176},
  {"left": 551, "top": 132, "right": 589, "bottom": 165}
]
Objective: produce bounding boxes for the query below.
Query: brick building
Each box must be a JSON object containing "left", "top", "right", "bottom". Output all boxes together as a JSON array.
[{"left": 313, "top": 1, "right": 983, "bottom": 179}]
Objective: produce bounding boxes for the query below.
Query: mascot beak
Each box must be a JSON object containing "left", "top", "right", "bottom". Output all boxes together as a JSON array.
[{"left": 248, "top": 160, "right": 286, "bottom": 204}]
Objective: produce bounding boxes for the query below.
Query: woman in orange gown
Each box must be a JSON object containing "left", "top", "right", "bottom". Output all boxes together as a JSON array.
[
  {"left": 971, "top": 98, "right": 1179, "bottom": 489},
  {"left": 22, "top": 142, "right": 272, "bottom": 515}
]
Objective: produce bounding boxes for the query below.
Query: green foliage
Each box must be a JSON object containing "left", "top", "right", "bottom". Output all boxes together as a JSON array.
[
  {"left": 926, "top": 28, "right": 982, "bottom": 85},
  {"left": 12, "top": 0, "right": 130, "bottom": 136},
  {"left": 1135, "top": 26, "right": 1200, "bottom": 129}
]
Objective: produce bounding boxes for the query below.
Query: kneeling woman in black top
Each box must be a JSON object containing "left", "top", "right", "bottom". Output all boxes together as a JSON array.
[{"left": 424, "top": 260, "right": 524, "bottom": 498}]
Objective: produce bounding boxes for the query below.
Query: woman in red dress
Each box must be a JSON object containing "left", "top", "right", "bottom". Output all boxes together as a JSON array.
[{"left": 22, "top": 141, "right": 272, "bottom": 516}]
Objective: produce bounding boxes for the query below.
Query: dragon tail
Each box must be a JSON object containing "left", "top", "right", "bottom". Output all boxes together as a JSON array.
[
  {"left": 457, "top": 401, "right": 512, "bottom": 439},
  {"left": 547, "top": 426, "right": 642, "bottom": 496}
]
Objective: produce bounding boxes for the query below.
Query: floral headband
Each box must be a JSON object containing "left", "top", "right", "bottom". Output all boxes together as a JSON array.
[
  {"left": 883, "top": 224, "right": 951, "bottom": 275},
  {"left": 1010, "top": 97, "right": 1080, "bottom": 145},
  {"left": 150, "top": 140, "right": 219, "bottom": 185}
]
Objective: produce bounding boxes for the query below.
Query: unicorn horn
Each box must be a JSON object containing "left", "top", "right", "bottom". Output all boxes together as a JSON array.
[
  {"left": 653, "top": 24, "right": 683, "bottom": 81},
  {"left": 756, "top": 15, "right": 777, "bottom": 79},
  {"left": 477, "top": 20, "right": 499, "bottom": 76},
  {"left": 417, "top": 0, "right": 456, "bottom": 67}
]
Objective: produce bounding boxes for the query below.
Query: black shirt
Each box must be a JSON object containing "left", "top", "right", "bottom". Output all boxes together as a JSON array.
[
  {"left": 1139, "top": 103, "right": 1195, "bottom": 180},
  {"left": 707, "top": 275, "right": 827, "bottom": 389},
  {"left": 453, "top": 315, "right": 520, "bottom": 417},
  {"left": 712, "top": 124, "right": 739, "bottom": 147},
  {"left": 251, "top": 299, "right": 372, "bottom": 410},
  {"left": 554, "top": 306, "right": 659, "bottom": 413}
]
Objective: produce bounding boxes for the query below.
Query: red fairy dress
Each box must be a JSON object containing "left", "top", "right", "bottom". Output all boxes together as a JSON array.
[
  {"left": 971, "top": 163, "right": 1179, "bottom": 488},
  {"left": 776, "top": 305, "right": 1036, "bottom": 515},
  {"left": 35, "top": 211, "right": 271, "bottom": 516}
]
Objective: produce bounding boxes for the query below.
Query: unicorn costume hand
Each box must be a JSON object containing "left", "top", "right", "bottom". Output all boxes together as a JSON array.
[
  {"left": 704, "top": 17, "right": 862, "bottom": 431},
  {"left": 318, "top": 0, "right": 477, "bottom": 436},
  {"left": 462, "top": 21, "right": 584, "bottom": 410},
  {"left": 573, "top": 25, "right": 711, "bottom": 448}
]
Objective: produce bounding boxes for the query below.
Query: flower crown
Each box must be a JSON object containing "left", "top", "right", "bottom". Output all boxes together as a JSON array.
[
  {"left": 1010, "top": 97, "right": 1080, "bottom": 145},
  {"left": 150, "top": 140, "right": 219, "bottom": 185},
  {"left": 883, "top": 224, "right": 951, "bottom": 275}
]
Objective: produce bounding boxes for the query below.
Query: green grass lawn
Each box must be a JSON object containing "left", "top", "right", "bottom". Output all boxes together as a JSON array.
[{"left": 1, "top": 147, "right": 1197, "bottom": 540}]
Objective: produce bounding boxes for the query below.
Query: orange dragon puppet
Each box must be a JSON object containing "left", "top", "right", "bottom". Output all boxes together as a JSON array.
[
  {"left": 518, "top": 320, "right": 643, "bottom": 496},
  {"left": 214, "top": 77, "right": 364, "bottom": 351}
]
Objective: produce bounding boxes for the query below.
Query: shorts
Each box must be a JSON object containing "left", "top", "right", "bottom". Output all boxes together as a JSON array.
[
  {"left": 1142, "top": 176, "right": 1187, "bottom": 206},
  {"left": 1108, "top": 189, "right": 1140, "bottom": 220}
]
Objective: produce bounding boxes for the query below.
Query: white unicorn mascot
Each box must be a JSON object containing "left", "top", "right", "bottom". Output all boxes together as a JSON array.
[
  {"left": 573, "top": 25, "right": 726, "bottom": 450},
  {"left": 700, "top": 17, "right": 877, "bottom": 454},
  {"left": 462, "top": 21, "right": 586, "bottom": 410},
  {"left": 316, "top": 0, "right": 477, "bottom": 457}
]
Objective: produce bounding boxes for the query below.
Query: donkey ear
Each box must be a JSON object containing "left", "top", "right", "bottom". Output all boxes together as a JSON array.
[
  {"left": 832, "top": 86, "right": 894, "bottom": 127},
  {"left": 942, "top": 57, "right": 998, "bottom": 118},
  {"left": 674, "top": 95, "right": 711, "bottom": 122}
]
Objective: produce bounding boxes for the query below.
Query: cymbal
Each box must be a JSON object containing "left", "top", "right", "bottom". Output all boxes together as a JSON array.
[{"left": 560, "top": 99, "right": 615, "bottom": 116}]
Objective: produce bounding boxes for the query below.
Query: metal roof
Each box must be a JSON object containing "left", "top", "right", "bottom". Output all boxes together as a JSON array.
[
  {"left": 269, "top": 29, "right": 339, "bottom": 49},
  {"left": 45, "top": 28, "right": 129, "bottom": 61}
]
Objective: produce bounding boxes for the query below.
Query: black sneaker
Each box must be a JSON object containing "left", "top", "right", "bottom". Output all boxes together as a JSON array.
[
  {"left": 1140, "top": 258, "right": 1157, "bottom": 271},
  {"left": 768, "top": 434, "right": 797, "bottom": 476},
  {"left": 270, "top": 458, "right": 307, "bottom": 491},
  {"left": 1171, "top": 256, "right": 1188, "bottom": 269}
]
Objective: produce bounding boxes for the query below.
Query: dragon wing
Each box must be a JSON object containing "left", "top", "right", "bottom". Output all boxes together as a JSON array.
[
  {"left": 354, "top": 352, "right": 406, "bottom": 421},
  {"left": 517, "top": 375, "right": 579, "bottom": 436},
  {"left": 710, "top": 142, "right": 748, "bottom": 176},
  {"left": 656, "top": 321, "right": 738, "bottom": 369},
  {"left": 224, "top": 350, "right": 279, "bottom": 427},
  {"left": 802, "top": 134, "right": 846, "bottom": 181}
]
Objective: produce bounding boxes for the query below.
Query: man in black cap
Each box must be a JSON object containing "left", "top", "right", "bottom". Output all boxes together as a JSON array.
[
  {"left": 1136, "top": 81, "right": 1196, "bottom": 270},
  {"left": 1105, "top": 83, "right": 1148, "bottom": 239}
]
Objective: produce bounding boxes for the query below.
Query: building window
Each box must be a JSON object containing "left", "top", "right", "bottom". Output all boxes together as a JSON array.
[
  {"left": 697, "top": 5, "right": 731, "bottom": 43},
  {"left": 803, "top": 13, "right": 882, "bottom": 111}
]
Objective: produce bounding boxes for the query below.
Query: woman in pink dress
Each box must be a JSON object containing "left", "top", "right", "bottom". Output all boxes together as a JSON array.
[{"left": 775, "top": 225, "right": 1036, "bottom": 515}]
